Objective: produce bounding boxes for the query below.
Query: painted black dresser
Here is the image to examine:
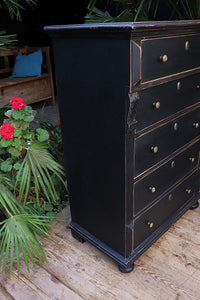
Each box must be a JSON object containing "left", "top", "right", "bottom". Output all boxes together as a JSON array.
[{"left": 45, "top": 21, "right": 200, "bottom": 272}]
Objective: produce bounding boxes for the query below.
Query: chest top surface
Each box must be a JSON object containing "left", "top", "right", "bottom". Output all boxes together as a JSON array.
[{"left": 44, "top": 20, "right": 200, "bottom": 39}]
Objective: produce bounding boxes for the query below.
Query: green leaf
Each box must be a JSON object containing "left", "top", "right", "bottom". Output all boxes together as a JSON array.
[
  {"left": 12, "top": 120, "right": 29, "bottom": 130},
  {"left": 4, "top": 109, "right": 13, "bottom": 118},
  {"left": 0, "top": 214, "right": 52, "bottom": 279},
  {"left": 23, "top": 131, "right": 33, "bottom": 139},
  {"left": 45, "top": 202, "right": 53, "bottom": 212},
  {"left": 23, "top": 115, "right": 34, "bottom": 122},
  {"left": 36, "top": 128, "right": 49, "bottom": 142},
  {"left": 84, "top": 7, "right": 114, "bottom": 23},
  {"left": 16, "top": 144, "right": 67, "bottom": 203},
  {"left": 12, "top": 109, "right": 24, "bottom": 120},
  {"left": 13, "top": 138, "right": 21, "bottom": 147},
  {"left": 8, "top": 147, "right": 21, "bottom": 157},
  {"left": 13, "top": 161, "right": 22, "bottom": 170},
  {"left": 13, "top": 128, "right": 21, "bottom": 137},
  {"left": 1, "top": 139, "right": 12, "bottom": 147},
  {"left": 0, "top": 160, "right": 12, "bottom": 172}
]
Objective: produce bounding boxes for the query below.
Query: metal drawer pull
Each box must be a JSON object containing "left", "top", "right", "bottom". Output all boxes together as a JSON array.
[
  {"left": 160, "top": 54, "right": 168, "bottom": 63},
  {"left": 151, "top": 146, "right": 158, "bottom": 153},
  {"left": 177, "top": 81, "right": 181, "bottom": 90},
  {"left": 193, "top": 122, "right": 199, "bottom": 128},
  {"left": 186, "top": 189, "right": 191, "bottom": 194},
  {"left": 152, "top": 101, "right": 160, "bottom": 109},
  {"left": 185, "top": 41, "right": 190, "bottom": 51},
  {"left": 168, "top": 194, "right": 173, "bottom": 201},
  {"left": 174, "top": 123, "right": 178, "bottom": 131},
  {"left": 147, "top": 221, "right": 154, "bottom": 228},
  {"left": 171, "top": 161, "right": 175, "bottom": 168},
  {"left": 149, "top": 186, "right": 156, "bottom": 193},
  {"left": 189, "top": 157, "right": 195, "bottom": 163},
  {"left": 197, "top": 85, "right": 200, "bottom": 89}
]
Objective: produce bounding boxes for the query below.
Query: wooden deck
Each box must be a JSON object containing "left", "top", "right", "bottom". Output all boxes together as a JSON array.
[{"left": 1, "top": 204, "right": 200, "bottom": 300}]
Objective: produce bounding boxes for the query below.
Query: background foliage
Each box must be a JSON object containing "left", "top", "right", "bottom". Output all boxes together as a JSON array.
[
  {"left": 0, "top": 0, "right": 36, "bottom": 46},
  {"left": 85, "top": 0, "right": 200, "bottom": 23}
]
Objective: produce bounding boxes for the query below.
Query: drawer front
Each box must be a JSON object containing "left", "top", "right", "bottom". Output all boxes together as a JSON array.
[
  {"left": 135, "top": 107, "right": 200, "bottom": 177},
  {"left": 134, "top": 140, "right": 200, "bottom": 215},
  {"left": 136, "top": 73, "right": 200, "bottom": 132},
  {"left": 141, "top": 34, "right": 200, "bottom": 82},
  {"left": 134, "top": 172, "right": 198, "bottom": 249}
]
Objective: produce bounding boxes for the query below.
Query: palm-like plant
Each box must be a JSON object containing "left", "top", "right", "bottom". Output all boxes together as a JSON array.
[
  {"left": 85, "top": 0, "right": 152, "bottom": 22},
  {"left": 0, "top": 98, "right": 67, "bottom": 278},
  {"left": 85, "top": 0, "right": 200, "bottom": 23},
  {"left": 169, "top": 0, "right": 200, "bottom": 20},
  {"left": 17, "top": 142, "right": 66, "bottom": 203},
  {"left": 0, "top": 0, "right": 37, "bottom": 46},
  {"left": 0, "top": 175, "right": 54, "bottom": 279}
]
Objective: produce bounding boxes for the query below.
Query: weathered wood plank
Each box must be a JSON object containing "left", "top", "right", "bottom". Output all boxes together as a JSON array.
[
  {"left": 1, "top": 205, "right": 200, "bottom": 300},
  {"left": 138, "top": 244, "right": 200, "bottom": 299},
  {"left": 155, "top": 231, "right": 200, "bottom": 275},
  {"left": 40, "top": 236, "right": 154, "bottom": 300},
  {"left": 1, "top": 261, "right": 83, "bottom": 300},
  {"left": 0, "top": 286, "right": 14, "bottom": 300},
  {"left": 1, "top": 265, "right": 47, "bottom": 300},
  {"left": 39, "top": 219, "right": 197, "bottom": 300}
]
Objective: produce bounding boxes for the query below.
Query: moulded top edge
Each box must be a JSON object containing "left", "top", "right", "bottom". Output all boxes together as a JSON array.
[{"left": 44, "top": 20, "right": 200, "bottom": 33}]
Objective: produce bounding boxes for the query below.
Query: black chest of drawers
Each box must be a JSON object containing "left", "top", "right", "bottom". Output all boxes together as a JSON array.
[{"left": 45, "top": 21, "right": 200, "bottom": 272}]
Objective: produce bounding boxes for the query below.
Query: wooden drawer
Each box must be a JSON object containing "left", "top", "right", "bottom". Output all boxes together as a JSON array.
[
  {"left": 135, "top": 73, "right": 200, "bottom": 132},
  {"left": 134, "top": 171, "right": 198, "bottom": 249},
  {"left": 134, "top": 140, "right": 200, "bottom": 215},
  {"left": 141, "top": 34, "right": 200, "bottom": 82},
  {"left": 135, "top": 107, "right": 200, "bottom": 177}
]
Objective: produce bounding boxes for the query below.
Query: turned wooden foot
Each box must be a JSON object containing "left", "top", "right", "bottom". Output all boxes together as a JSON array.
[
  {"left": 71, "top": 229, "right": 86, "bottom": 243},
  {"left": 118, "top": 263, "right": 134, "bottom": 273},
  {"left": 190, "top": 201, "right": 199, "bottom": 210}
]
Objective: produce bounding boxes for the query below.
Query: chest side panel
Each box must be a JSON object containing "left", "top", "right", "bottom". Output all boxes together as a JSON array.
[{"left": 52, "top": 37, "right": 130, "bottom": 256}]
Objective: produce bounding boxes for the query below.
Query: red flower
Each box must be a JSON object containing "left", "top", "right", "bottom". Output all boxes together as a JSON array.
[
  {"left": 10, "top": 97, "right": 26, "bottom": 110},
  {"left": 57, "top": 119, "right": 60, "bottom": 126},
  {"left": 0, "top": 123, "right": 15, "bottom": 140},
  {"left": 49, "top": 133, "right": 53, "bottom": 140}
]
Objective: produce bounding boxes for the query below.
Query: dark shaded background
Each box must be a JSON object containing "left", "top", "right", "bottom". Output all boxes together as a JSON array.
[
  {"left": 0, "top": 1, "right": 88, "bottom": 46},
  {"left": 0, "top": 0, "right": 179, "bottom": 47}
]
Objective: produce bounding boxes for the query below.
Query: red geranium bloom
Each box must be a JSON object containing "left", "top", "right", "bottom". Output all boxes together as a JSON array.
[
  {"left": 49, "top": 133, "right": 53, "bottom": 140},
  {"left": 57, "top": 119, "right": 60, "bottom": 126},
  {"left": 10, "top": 97, "right": 26, "bottom": 110},
  {"left": 0, "top": 123, "right": 15, "bottom": 140}
]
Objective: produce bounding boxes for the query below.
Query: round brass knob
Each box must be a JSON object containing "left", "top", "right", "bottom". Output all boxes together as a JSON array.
[
  {"left": 189, "top": 157, "right": 195, "bottom": 163},
  {"left": 174, "top": 123, "right": 178, "bottom": 131},
  {"left": 148, "top": 221, "right": 154, "bottom": 228},
  {"left": 152, "top": 101, "right": 160, "bottom": 109},
  {"left": 177, "top": 81, "right": 181, "bottom": 90},
  {"left": 160, "top": 54, "right": 168, "bottom": 63},
  {"left": 168, "top": 194, "right": 173, "bottom": 201},
  {"left": 151, "top": 146, "right": 158, "bottom": 153},
  {"left": 197, "top": 85, "right": 200, "bottom": 90},
  {"left": 193, "top": 122, "right": 199, "bottom": 128},
  {"left": 185, "top": 41, "right": 190, "bottom": 51},
  {"left": 171, "top": 161, "right": 175, "bottom": 168},
  {"left": 149, "top": 187, "right": 156, "bottom": 193},
  {"left": 186, "top": 189, "right": 191, "bottom": 195}
]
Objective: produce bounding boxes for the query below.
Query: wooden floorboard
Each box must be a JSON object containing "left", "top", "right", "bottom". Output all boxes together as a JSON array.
[{"left": 1, "top": 205, "right": 200, "bottom": 300}]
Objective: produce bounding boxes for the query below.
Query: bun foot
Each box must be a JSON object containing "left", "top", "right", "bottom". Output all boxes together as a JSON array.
[
  {"left": 71, "top": 229, "right": 86, "bottom": 243},
  {"left": 190, "top": 201, "right": 199, "bottom": 210},
  {"left": 118, "top": 263, "right": 134, "bottom": 273}
]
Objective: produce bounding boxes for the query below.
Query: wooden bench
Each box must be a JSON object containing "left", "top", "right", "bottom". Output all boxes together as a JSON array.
[{"left": 0, "top": 46, "right": 55, "bottom": 107}]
